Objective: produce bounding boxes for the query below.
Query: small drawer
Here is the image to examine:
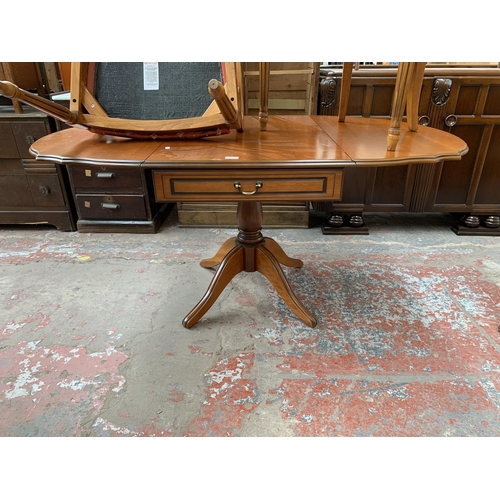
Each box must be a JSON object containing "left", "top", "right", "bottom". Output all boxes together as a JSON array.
[
  {"left": 75, "top": 194, "right": 147, "bottom": 220},
  {"left": 153, "top": 169, "right": 343, "bottom": 203},
  {"left": 70, "top": 165, "right": 143, "bottom": 193},
  {"left": 0, "top": 175, "right": 33, "bottom": 206},
  {"left": 0, "top": 159, "right": 25, "bottom": 174},
  {"left": 27, "top": 174, "right": 65, "bottom": 207},
  {"left": 0, "top": 123, "right": 18, "bottom": 158},
  {"left": 11, "top": 121, "right": 51, "bottom": 158}
]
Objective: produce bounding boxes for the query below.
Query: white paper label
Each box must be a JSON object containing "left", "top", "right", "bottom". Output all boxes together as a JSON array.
[{"left": 143, "top": 62, "right": 159, "bottom": 90}]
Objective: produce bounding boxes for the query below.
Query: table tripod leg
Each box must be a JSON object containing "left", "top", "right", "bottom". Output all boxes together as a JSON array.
[
  {"left": 256, "top": 245, "right": 317, "bottom": 327},
  {"left": 183, "top": 244, "right": 244, "bottom": 328},
  {"left": 263, "top": 237, "right": 303, "bottom": 268},
  {"left": 200, "top": 237, "right": 238, "bottom": 269}
]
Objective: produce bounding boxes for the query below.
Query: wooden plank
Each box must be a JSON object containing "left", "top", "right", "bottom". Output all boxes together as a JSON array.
[
  {"left": 178, "top": 201, "right": 310, "bottom": 228},
  {"left": 244, "top": 69, "right": 316, "bottom": 76},
  {"left": 248, "top": 98, "right": 306, "bottom": 110},
  {"left": 43, "top": 63, "right": 62, "bottom": 93}
]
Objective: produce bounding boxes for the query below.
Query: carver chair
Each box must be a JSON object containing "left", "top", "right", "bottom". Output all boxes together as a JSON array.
[{"left": 0, "top": 62, "right": 244, "bottom": 139}]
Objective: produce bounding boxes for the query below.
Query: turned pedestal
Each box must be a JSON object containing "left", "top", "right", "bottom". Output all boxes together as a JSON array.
[{"left": 182, "top": 201, "right": 317, "bottom": 328}]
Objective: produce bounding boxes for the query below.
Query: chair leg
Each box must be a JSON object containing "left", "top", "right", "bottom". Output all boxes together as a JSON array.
[
  {"left": 259, "top": 62, "right": 270, "bottom": 131},
  {"left": 387, "top": 62, "right": 415, "bottom": 151},
  {"left": 338, "top": 62, "right": 354, "bottom": 123},
  {"left": 406, "top": 62, "right": 426, "bottom": 132}
]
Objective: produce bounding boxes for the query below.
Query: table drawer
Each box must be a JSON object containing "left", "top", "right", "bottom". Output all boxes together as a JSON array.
[
  {"left": 70, "top": 165, "right": 144, "bottom": 192},
  {"left": 153, "top": 169, "right": 343, "bottom": 202},
  {"left": 75, "top": 194, "right": 147, "bottom": 220}
]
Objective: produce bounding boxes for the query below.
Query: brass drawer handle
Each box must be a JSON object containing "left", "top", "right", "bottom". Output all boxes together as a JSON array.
[
  {"left": 234, "top": 181, "right": 263, "bottom": 196},
  {"left": 96, "top": 172, "right": 115, "bottom": 178}
]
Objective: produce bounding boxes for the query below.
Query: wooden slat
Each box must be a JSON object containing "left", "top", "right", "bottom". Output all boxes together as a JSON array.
[
  {"left": 248, "top": 99, "right": 306, "bottom": 110},
  {"left": 244, "top": 69, "right": 316, "bottom": 76}
]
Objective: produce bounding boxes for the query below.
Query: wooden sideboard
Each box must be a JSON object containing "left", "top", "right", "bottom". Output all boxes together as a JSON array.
[
  {"left": 0, "top": 107, "right": 75, "bottom": 231},
  {"left": 315, "top": 66, "right": 500, "bottom": 235}
]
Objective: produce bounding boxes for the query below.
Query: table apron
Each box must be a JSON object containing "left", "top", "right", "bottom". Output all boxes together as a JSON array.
[{"left": 152, "top": 169, "right": 344, "bottom": 202}]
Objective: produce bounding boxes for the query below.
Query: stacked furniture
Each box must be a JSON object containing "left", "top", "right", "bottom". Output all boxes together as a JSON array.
[
  {"left": 0, "top": 61, "right": 75, "bottom": 231},
  {"left": 316, "top": 64, "right": 500, "bottom": 235}
]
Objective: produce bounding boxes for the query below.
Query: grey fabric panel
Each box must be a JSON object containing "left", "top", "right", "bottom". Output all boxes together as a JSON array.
[{"left": 93, "top": 62, "right": 222, "bottom": 120}]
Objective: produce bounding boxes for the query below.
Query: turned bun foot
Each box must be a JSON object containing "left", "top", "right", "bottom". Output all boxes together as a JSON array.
[
  {"left": 348, "top": 215, "right": 364, "bottom": 227},
  {"left": 483, "top": 215, "right": 500, "bottom": 228},
  {"left": 327, "top": 213, "right": 345, "bottom": 227},
  {"left": 462, "top": 214, "right": 480, "bottom": 228}
]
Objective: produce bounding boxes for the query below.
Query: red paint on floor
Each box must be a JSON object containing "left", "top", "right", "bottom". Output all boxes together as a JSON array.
[
  {"left": 271, "top": 377, "right": 500, "bottom": 436},
  {"left": 0, "top": 341, "right": 128, "bottom": 436},
  {"left": 2, "top": 224, "right": 500, "bottom": 437},
  {"left": 183, "top": 353, "right": 258, "bottom": 436}
]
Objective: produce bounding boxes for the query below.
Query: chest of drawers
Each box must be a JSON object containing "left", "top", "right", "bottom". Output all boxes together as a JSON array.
[
  {"left": 67, "top": 163, "right": 171, "bottom": 233},
  {"left": 0, "top": 108, "right": 75, "bottom": 231}
]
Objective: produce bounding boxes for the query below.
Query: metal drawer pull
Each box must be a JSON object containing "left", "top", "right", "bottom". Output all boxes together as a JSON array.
[
  {"left": 445, "top": 115, "right": 457, "bottom": 127},
  {"left": 234, "top": 181, "right": 263, "bottom": 196},
  {"left": 96, "top": 172, "right": 115, "bottom": 178},
  {"left": 101, "top": 203, "right": 120, "bottom": 210},
  {"left": 418, "top": 115, "right": 430, "bottom": 126}
]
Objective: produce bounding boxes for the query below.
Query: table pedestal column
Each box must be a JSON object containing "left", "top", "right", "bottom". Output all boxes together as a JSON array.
[{"left": 182, "top": 200, "right": 317, "bottom": 328}]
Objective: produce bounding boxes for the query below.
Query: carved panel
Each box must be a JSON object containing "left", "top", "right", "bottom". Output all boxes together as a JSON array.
[
  {"left": 432, "top": 78, "right": 452, "bottom": 106},
  {"left": 318, "top": 73, "right": 337, "bottom": 115},
  {"left": 410, "top": 78, "right": 454, "bottom": 212}
]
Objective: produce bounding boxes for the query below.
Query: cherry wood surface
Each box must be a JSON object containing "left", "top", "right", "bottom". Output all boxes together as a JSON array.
[
  {"left": 30, "top": 128, "right": 160, "bottom": 166},
  {"left": 31, "top": 115, "right": 468, "bottom": 168},
  {"left": 311, "top": 116, "right": 469, "bottom": 166},
  {"left": 146, "top": 115, "right": 352, "bottom": 166},
  {"left": 29, "top": 114, "right": 468, "bottom": 328}
]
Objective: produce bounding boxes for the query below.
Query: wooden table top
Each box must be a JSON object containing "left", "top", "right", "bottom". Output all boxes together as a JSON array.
[
  {"left": 30, "top": 115, "right": 468, "bottom": 168},
  {"left": 311, "top": 116, "right": 469, "bottom": 167}
]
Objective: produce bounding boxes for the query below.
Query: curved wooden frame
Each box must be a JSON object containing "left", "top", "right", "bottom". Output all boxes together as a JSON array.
[{"left": 0, "top": 62, "right": 244, "bottom": 139}]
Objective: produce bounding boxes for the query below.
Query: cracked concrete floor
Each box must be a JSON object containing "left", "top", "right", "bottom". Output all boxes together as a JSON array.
[{"left": 1, "top": 210, "right": 500, "bottom": 437}]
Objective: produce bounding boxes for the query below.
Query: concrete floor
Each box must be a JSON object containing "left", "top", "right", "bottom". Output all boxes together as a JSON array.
[{"left": 1, "top": 209, "right": 500, "bottom": 437}]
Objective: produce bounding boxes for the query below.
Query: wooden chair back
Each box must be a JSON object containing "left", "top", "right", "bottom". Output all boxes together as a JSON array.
[{"left": 1, "top": 62, "right": 244, "bottom": 139}]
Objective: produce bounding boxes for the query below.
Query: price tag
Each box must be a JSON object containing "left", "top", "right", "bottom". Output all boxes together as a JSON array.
[{"left": 143, "top": 62, "right": 159, "bottom": 91}]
